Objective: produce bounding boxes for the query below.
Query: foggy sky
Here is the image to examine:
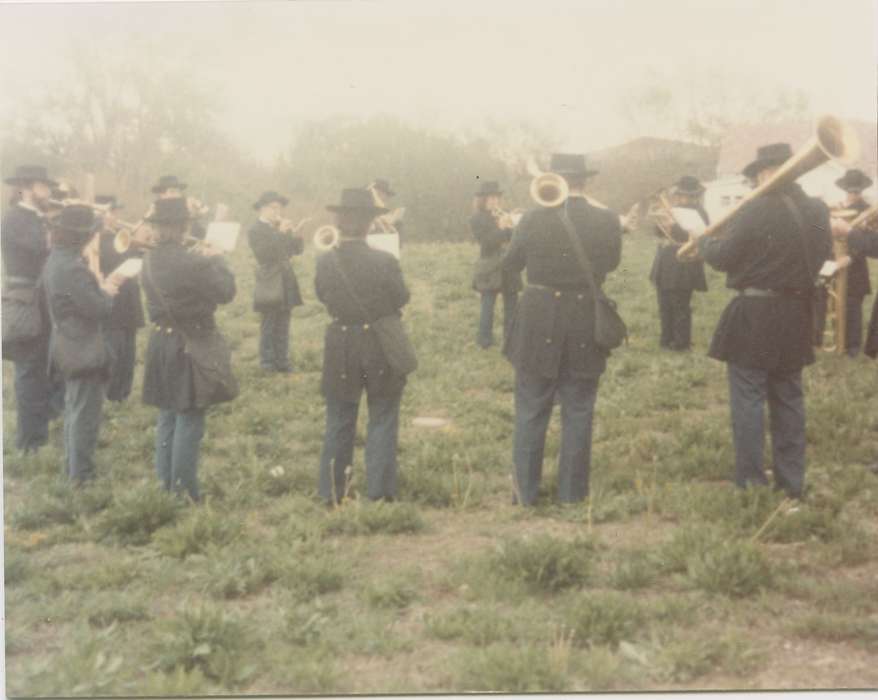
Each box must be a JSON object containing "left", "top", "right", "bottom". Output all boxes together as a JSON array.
[{"left": 1, "top": 0, "right": 876, "bottom": 162}]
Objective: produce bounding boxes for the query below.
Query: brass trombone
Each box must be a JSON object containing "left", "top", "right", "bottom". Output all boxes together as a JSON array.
[{"left": 677, "top": 114, "right": 860, "bottom": 261}]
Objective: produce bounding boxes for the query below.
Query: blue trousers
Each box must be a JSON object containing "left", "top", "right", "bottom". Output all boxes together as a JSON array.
[
  {"left": 657, "top": 288, "right": 693, "bottom": 350},
  {"left": 318, "top": 391, "right": 402, "bottom": 503},
  {"left": 259, "top": 309, "right": 292, "bottom": 371},
  {"left": 63, "top": 377, "right": 105, "bottom": 483},
  {"left": 13, "top": 332, "right": 64, "bottom": 453},
  {"left": 727, "top": 363, "right": 805, "bottom": 498},
  {"left": 512, "top": 368, "right": 600, "bottom": 506},
  {"left": 155, "top": 409, "right": 206, "bottom": 502},
  {"left": 478, "top": 291, "right": 518, "bottom": 348},
  {"left": 105, "top": 328, "right": 137, "bottom": 402}
]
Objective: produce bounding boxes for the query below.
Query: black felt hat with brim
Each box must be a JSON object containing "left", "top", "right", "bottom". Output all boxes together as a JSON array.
[
  {"left": 146, "top": 197, "right": 192, "bottom": 224},
  {"left": 475, "top": 180, "right": 503, "bottom": 197},
  {"left": 371, "top": 178, "right": 395, "bottom": 197},
  {"left": 673, "top": 175, "right": 706, "bottom": 195},
  {"left": 835, "top": 169, "right": 873, "bottom": 192},
  {"left": 253, "top": 191, "right": 290, "bottom": 210},
  {"left": 549, "top": 153, "right": 599, "bottom": 178},
  {"left": 54, "top": 205, "right": 99, "bottom": 235},
  {"left": 743, "top": 143, "right": 793, "bottom": 179},
  {"left": 326, "top": 188, "right": 388, "bottom": 215},
  {"left": 4, "top": 165, "right": 58, "bottom": 187},
  {"left": 96, "top": 194, "right": 124, "bottom": 210},
  {"left": 151, "top": 175, "right": 188, "bottom": 194}
]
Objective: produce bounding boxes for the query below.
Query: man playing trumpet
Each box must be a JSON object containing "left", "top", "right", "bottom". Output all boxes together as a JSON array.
[
  {"left": 695, "top": 143, "right": 832, "bottom": 499},
  {"left": 649, "top": 176, "right": 709, "bottom": 352},
  {"left": 470, "top": 180, "right": 522, "bottom": 348},
  {"left": 248, "top": 191, "right": 305, "bottom": 374},
  {"left": 96, "top": 195, "right": 146, "bottom": 402}
]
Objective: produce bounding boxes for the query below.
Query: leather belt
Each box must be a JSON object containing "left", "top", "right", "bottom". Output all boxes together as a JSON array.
[{"left": 740, "top": 288, "right": 778, "bottom": 298}]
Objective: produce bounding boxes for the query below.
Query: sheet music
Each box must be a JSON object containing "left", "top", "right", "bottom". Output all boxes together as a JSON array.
[
  {"left": 671, "top": 207, "right": 708, "bottom": 236},
  {"left": 205, "top": 222, "right": 240, "bottom": 252},
  {"left": 367, "top": 232, "right": 400, "bottom": 260},
  {"left": 112, "top": 258, "right": 142, "bottom": 279}
]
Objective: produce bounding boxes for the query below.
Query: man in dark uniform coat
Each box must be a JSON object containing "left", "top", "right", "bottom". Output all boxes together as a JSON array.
[
  {"left": 832, "top": 211, "right": 878, "bottom": 472},
  {"left": 470, "top": 180, "right": 522, "bottom": 348},
  {"left": 248, "top": 191, "right": 304, "bottom": 373},
  {"left": 315, "top": 188, "right": 412, "bottom": 504},
  {"left": 834, "top": 169, "right": 874, "bottom": 356},
  {"left": 697, "top": 143, "right": 832, "bottom": 498},
  {"left": 502, "top": 153, "right": 622, "bottom": 505},
  {"left": 368, "top": 178, "right": 404, "bottom": 245},
  {"left": 150, "top": 175, "right": 207, "bottom": 240},
  {"left": 96, "top": 195, "right": 146, "bottom": 401},
  {"left": 649, "top": 176, "right": 709, "bottom": 351},
  {"left": 2, "top": 165, "right": 65, "bottom": 452}
]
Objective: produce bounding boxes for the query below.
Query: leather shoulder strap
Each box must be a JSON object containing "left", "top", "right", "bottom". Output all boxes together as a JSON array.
[{"left": 556, "top": 205, "right": 599, "bottom": 295}]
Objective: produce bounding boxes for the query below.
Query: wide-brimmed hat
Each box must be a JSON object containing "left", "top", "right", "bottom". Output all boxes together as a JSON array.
[
  {"left": 51, "top": 182, "right": 79, "bottom": 200},
  {"left": 326, "top": 188, "right": 389, "bottom": 214},
  {"left": 741, "top": 161, "right": 760, "bottom": 181},
  {"left": 475, "top": 180, "right": 503, "bottom": 197},
  {"left": 253, "top": 190, "right": 290, "bottom": 210},
  {"left": 549, "top": 153, "right": 599, "bottom": 178},
  {"left": 95, "top": 194, "right": 124, "bottom": 210},
  {"left": 54, "top": 204, "right": 99, "bottom": 235},
  {"left": 4, "top": 165, "right": 58, "bottom": 188},
  {"left": 835, "top": 169, "right": 873, "bottom": 193},
  {"left": 370, "top": 178, "right": 396, "bottom": 197},
  {"left": 672, "top": 175, "right": 705, "bottom": 196},
  {"left": 146, "top": 197, "right": 191, "bottom": 224},
  {"left": 743, "top": 143, "right": 793, "bottom": 179},
  {"left": 151, "top": 175, "right": 188, "bottom": 194}
]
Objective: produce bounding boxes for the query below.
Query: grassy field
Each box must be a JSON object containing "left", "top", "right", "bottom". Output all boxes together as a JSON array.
[{"left": 4, "top": 232, "right": 878, "bottom": 695}]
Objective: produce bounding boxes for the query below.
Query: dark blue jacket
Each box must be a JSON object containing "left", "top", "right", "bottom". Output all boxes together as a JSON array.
[
  {"left": 502, "top": 196, "right": 622, "bottom": 379},
  {"left": 2, "top": 204, "right": 49, "bottom": 283},
  {"left": 649, "top": 205, "right": 709, "bottom": 292},
  {"left": 699, "top": 183, "right": 832, "bottom": 372},
  {"left": 248, "top": 220, "right": 304, "bottom": 311}
]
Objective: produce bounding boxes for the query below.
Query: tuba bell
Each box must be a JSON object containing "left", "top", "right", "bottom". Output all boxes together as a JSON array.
[
  {"left": 313, "top": 225, "right": 340, "bottom": 252},
  {"left": 677, "top": 114, "right": 861, "bottom": 261},
  {"left": 530, "top": 172, "right": 569, "bottom": 208}
]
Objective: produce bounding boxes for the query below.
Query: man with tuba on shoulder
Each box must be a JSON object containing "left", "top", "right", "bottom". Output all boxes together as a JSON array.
[
  {"left": 96, "top": 195, "right": 146, "bottom": 402},
  {"left": 248, "top": 191, "right": 305, "bottom": 373},
  {"left": 502, "top": 153, "right": 622, "bottom": 506},
  {"left": 694, "top": 143, "right": 832, "bottom": 499}
]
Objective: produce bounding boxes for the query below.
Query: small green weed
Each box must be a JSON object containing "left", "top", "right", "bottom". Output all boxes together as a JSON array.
[
  {"left": 568, "top": 591, "right": 647, "bottom": 648},
  {"left": 154, "top": 505, "right": 241, "bottom": 558},
  {"left": 154, "top": 604, "right": 256, "bottom": 687},
  {"left": 607, "top": 549, "right": 658, "bottom": 590},
  {"left": 685, "top": 539, "right": 773, "bottom": 598},
  {"left": 452, "top": 643, "right": 568, "bottom": 692},
  {"left": 97, "top": 483, "right": 181, "bottom": 545},
  {"left": 365, "top": 573, "right": 419, "bottom": 609},
  {"left": 322, "top": 500, "right": 425, "bottom": 536},
  {"left": 490, "top": 535, "right": 596, "bottom": 595}
]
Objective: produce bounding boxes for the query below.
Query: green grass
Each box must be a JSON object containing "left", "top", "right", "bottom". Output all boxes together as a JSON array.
[{"left": 5, "top": 239, "right": 878, "bottom": 695}]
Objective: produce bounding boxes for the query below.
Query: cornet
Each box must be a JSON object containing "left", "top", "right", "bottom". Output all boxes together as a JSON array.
[
  {"left": 113, "top": 225, "right": 155, "bottom": 254},
  {"left": 313, "top": 225, "right": 340, "bottom": 252}
]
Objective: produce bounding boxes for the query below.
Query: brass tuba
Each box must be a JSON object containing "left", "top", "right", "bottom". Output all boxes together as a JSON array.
[
  {"left": 677, "top": 114, "right": 860, "bottom": 261},
  {"left": 313, "top": 225, "right": 340, "bottom": 252},
  {"left": 530, "top": 172, "right": 569, "bottom": 208}
]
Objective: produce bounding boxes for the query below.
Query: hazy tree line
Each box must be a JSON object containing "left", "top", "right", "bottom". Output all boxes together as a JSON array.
[{"left": 2, "top": 49, "right": 810, "bottom": 242}]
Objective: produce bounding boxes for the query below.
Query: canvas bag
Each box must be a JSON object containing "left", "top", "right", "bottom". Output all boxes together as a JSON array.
[
  {"left": 144, "top": 256, "right": 239, "bottom": 408},
  {"left": 330, "top": 249, "right": 418, "bottom": 376},
  {"left": 557, "top": 207, "right": 628, "bottom": 351}
]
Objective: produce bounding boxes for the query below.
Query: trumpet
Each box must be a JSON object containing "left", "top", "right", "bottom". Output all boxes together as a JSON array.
[
  {"left": 491, "top": 206, "right": 523, "bottom": 229},
  {"left": 313, "top": 225, "right": 340, "bottom": 252},
  {"left": 677, "top": 114, "right": 860, "bottom": 261},
  {"left": 113, "top": 224, "right": 155, "bottom": 254}
]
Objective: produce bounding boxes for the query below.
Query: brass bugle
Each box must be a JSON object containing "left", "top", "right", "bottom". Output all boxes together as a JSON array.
[
  {"left": 677, "top": 114, "right": 860, "bottom": 261},
  {"left": 113, "top": 225, "right": 155, "bottom": 254},
  {"left": 312, "top": 225, "right": 340, "bottom": 252}
]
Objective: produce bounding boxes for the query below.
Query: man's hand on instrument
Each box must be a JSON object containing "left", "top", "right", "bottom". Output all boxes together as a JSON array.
[
  {"left": 831, "top": 217, "right": 852, "bottom": 238},
  {"left": 101, "top": 273, "right": 124, "bottom": 297}
]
